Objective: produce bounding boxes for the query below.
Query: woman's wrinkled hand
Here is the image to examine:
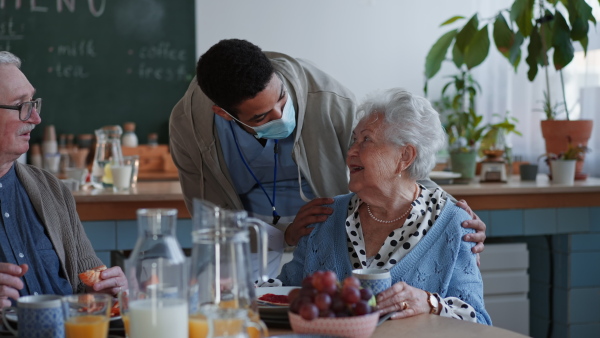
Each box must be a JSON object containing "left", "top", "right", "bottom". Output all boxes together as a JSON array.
[
  {"left": 456, "top": 199, "right": 486, "bottom": 258},
  {"left": 376, "top": 281, "right": 431, "bottom": 320},
  {"left": 92, "top": 266, "right": 128, "bottom": 296},
  {"left": 284, "top": 198, "right": 334, "bottom": 246},
  {"left": 0, "top": 263, "right": 28, "bottom": 309}
]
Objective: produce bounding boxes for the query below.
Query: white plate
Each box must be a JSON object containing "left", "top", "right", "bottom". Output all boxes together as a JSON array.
[
  {"left": 256, "top": 286, "right": 298, "bottom": 310},
  {"left": 429, "top": 171, "right": 461, "bottom": 179},
  {"left": 256, "top": 286, "right": 298, "bottom": 301},
  {"left": 256, "top": 286, "right": 298, "bottom": 317}
]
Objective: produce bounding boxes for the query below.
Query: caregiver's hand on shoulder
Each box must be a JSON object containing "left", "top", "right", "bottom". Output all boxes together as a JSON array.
[
  {"left": 0, "top": 263, "right": 28, "bottom": 309},
  {"left": 376, "top": 281, "right": 430, "bottom": 319},
  {"left": 284, "top": 197, "right": 334, "bottom": 246},
  {"left": 456, "top": 199, "right": 486, "bottom": 256}
]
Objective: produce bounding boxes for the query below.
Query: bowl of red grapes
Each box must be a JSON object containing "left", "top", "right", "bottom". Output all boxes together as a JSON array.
[{"left": 287, "top": 270, "right": 379, "bottom": 338}]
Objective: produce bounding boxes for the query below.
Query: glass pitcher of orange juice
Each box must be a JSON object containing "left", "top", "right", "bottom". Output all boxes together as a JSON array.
[{"left": 189, "top": 199, "right": 269, "bottom": 338}]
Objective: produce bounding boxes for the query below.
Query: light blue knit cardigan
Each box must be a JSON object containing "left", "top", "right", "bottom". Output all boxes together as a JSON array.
[{"left": 278, "top": 192, "right": 492, "bottom": 325}]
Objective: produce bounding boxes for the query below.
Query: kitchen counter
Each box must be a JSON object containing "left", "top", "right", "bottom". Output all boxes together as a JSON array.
[
  {"left": 72, "top": 175, "right": 600, "bottom": 221},
  {"left": 442, "top": 175, "right": 600, "bottom": 210}
]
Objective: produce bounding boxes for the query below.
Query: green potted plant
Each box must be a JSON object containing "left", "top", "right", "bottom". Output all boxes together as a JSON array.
[
  {"left": 434, "top": 70, "right": 488, "bottom": 182},
  {"left": 424, "top": 0, "right": 597, "bottom": 179},
  {"left": 480, "top": 112, "right": 522, "bottom": 174}
]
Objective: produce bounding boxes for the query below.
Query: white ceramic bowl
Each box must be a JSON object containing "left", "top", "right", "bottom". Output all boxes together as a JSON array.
[{"left": 288, "top": 311, "right": 379, "bottom": 338}]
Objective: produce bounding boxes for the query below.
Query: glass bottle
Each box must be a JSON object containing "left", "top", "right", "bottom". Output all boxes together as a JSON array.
[
  {"left": 91, "top": 125, "right": 123, "bottom": 189},
  {"left": 122, "top": 122, "right": 139, "bottom": 148},
  {"left": 125, "top": 209, "right": 188, "bottom": 338}
]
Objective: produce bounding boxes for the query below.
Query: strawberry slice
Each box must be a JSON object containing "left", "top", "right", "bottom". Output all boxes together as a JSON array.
[
  {"left": 258, "top": 293, "right": 289, "bottom": 305},
  {"left": 78, "top": 265, "right": 107, "bottom": 286}
]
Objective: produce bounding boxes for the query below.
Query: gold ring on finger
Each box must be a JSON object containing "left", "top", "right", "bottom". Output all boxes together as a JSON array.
[{"left": 401, "top": 301, "right": 409, "bottom": 311}]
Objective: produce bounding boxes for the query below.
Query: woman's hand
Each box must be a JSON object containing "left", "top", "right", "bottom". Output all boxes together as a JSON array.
[
  {"left": 376, "top": 281, "right": 431, "bottom": 319},
  {"left": 92, "top": 266, "right": 128, "bottom": 296},
  {"left": 284, "top": 198, "right": 334, "bottom": 246},
  {"left": 456, "top": 200, "right": 486, "bottom": 257},
  {"left": 0, "top": 263, "right": 28, "bottom": 309}
]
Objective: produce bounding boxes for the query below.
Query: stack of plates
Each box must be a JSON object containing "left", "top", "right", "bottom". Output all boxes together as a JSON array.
[
  {"left": 256, "top": 286, "right": 298, "bottom": 328},
  {"left": 429, "top": 171, "right": 461, "bottom": 185}
]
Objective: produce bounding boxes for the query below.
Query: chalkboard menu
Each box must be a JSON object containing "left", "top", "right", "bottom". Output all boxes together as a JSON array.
[{"left": 0, "top": 0, "right": 196, "bottom": 145}]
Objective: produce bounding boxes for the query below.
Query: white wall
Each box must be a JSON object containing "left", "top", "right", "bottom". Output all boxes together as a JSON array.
[{"left": 195, "top": 0, "right": 480, "bottom": 101}]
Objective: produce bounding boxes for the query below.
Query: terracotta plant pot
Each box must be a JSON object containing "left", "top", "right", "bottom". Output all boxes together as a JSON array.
[{"left": 540, "top": 120, "right": 593, "bottom": 180}]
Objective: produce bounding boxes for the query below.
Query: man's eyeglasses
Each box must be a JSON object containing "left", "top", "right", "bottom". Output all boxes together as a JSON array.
[{"left": 0, "top": 98, "right": 42, "bottom": 121}]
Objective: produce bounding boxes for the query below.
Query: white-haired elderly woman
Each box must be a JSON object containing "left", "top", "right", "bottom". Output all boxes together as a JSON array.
[{"left": 279, "top": 88, "right": 491, "bottom": 325}]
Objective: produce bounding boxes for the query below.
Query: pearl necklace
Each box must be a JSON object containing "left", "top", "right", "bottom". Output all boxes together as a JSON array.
[{"left": 366, "top": 183, "right": 420, "bottom": 224}]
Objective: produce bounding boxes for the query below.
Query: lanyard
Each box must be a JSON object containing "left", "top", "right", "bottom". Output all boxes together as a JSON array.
[{"left": 229, "top": 122, "right": 281, "bottom": 225}]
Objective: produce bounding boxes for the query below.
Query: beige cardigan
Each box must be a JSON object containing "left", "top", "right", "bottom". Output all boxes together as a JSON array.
[{"left": 14, "top": 162, "right": 102, "bottom": 293}]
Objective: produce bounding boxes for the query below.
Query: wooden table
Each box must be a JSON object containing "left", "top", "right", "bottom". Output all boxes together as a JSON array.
[{"left": 268, "top": 314, "right": 529, "bottom": 338}]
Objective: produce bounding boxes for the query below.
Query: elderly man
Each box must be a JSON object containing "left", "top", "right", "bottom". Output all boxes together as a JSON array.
[{"left": 0, "top": 51, "right": 127, "bottom": 308}]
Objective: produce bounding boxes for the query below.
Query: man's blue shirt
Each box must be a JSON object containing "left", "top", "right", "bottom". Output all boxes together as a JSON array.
[{"left": 0, "top": 164, "right": 72, "bottom": 304}]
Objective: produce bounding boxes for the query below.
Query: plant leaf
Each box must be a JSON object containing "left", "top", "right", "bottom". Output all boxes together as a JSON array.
[
  {"left": 493, "top": 14, "right": 514, "bottom": 55},
  {"left": 510, "top": 0, "right": 535, "bottom": 37},
  {"left": 526, "top": 25, "right": 542, "bottom": 81},
  {"left": 452, "top": 43, "right": 464, "bottom": 68},
  {"left": 440, "top": 15, "right": 465, "bottom": 26},
  {"left": 425, "top": 29, "right": 458, "bottom": 79},
  {"left": 552, "top": 11, "right": 574, "bottom": 70},
  {"left": 580, "top": 36, "right": 589, "bottom": 56},
  {"left": 567, "top": 0, "right": 593, "bottom": 42},
  {"left": 508, "top": 32, "right": 524, "bottom": 69},
  {"left": 455, "top": 14, "right": 479, "bottom": 54},
  {"left": 465, "top": 25, "right": 490, "bottom": 69}
]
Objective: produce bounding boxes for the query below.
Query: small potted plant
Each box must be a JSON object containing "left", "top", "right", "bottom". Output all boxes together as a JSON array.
[
  {"left": 542, "top": 136, "right": 590, "bottom": 184},
  {"left": 434, "top": 70, "right": 488, "bottom": 183}
]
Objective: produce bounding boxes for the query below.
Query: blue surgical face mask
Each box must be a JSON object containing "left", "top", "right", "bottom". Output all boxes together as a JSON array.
[{"left": 223, "top": 92, "right": 296, "bottom": 139}]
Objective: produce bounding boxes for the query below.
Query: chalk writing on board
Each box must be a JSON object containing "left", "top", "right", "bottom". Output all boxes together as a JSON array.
[
  {"left": 54, "top": 40, "right": 97, "bottom": 57},
  {"left": 128, "top": 41, "right": 190, "bottom": 82},
  {"left": 0, "top": 0, "right": 107, "bottom": 17},
  {"left": 0, "top": 17, "right": 24, "bottom": 51}
]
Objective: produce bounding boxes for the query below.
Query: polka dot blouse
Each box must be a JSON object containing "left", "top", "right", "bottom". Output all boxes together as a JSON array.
[{"left": 345, "top": 183, "right": 478, "bottom": 322}]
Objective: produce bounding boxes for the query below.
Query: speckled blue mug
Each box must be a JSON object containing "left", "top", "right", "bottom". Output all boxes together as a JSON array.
[
  {"left": 352, "top": 268, "right": 392, "bottom": 295},
  {"left": 1, "top": 294, "right": 65, "bottom": 338}
]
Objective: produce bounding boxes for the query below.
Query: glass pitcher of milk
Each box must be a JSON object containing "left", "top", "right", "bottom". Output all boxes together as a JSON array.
[
  {"left": 125, "top": 208, "right": 188, "bottom": 338},
  {"left": 189, "top": 199, "right": 269, "bottom": 336}
]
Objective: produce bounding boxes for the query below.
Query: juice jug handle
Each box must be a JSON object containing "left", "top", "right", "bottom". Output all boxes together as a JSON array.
[{"left": 245, "top": 217, "right": 269, "bottom": 283}]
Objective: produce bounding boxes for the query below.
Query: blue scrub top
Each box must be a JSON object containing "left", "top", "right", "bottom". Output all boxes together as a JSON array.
[{"left": 215, "top": 116, "right": 315, "bottom": 219}]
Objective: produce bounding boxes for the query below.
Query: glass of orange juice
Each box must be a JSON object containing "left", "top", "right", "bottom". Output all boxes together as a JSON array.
[
  {"left": 62, "top": 293, "right": 112, "bottom": 338},
  {"left": 190, "top": 306, "right": 267, "bottom": 338}
]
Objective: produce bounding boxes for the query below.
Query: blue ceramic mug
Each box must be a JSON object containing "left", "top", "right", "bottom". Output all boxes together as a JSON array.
[
  {"left": 1, "top": 294, "right": 64, "bottom": 338},
  {"left": 352, "top": 268, "right": 392, "bottom": 295}
]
